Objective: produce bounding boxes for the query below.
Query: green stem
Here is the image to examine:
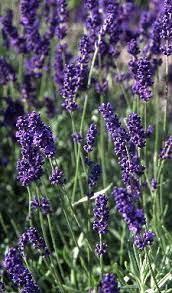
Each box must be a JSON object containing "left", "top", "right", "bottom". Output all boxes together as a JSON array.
[{"left": 145, "top": 248, "right": 161, "bottom": 293}]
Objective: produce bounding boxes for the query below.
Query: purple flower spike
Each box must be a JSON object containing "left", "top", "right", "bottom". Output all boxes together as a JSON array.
[
  {"left": 84, "top": 123, "right": 97, "bottom": 153},
  {"left": 18, "top": 227, "right": 49, "bottom": 256},
  {"left": 95, "top": 243, "right": 107, "bottom": 256},
  {"left": 127, "top": 113, "right": 146, "bottom": 148},
  {"left": 31, "top": 196, "right": 52, "bottom": 215},
  {"left": 98, "top": 273, "right": 119, "bottom": 293},
  {"left": 134, "top": 231, "right": 155, "bottom": 249},
  {"left": 49, "top": 167, "right": 65, "bottom": 185},
  {"left": 3, "top": 247, "right": 40, "bottom": 292},
  {"left": 93, "top": 195, "right": 109, "bottom": 235},
  {"left": 160, "top": 136, "right": 172, "bottom": 159}
]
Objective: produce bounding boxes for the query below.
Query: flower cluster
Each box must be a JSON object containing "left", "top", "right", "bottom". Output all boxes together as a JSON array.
[
  {"left": 3, "top": 247, "right": 40, "bottom": 292},
  {"left": 16, "top": 112, "right": 56, "bottom": 186},
  {"left": 127, "top": 113, "right": 146, "bottom": 148},
  {"left": 18, "top": 227, "right": 49, "bottom": 256},
  {"left": 134, "top": 231, "right": 155, "bottom": 250},
  {"left": 160, "top": 136, "right": 172, "bottom": 159},
  {"left": 84, "top": 123, "right": 97, "bottom": 153},
  {"left": 55, "top": 0, "right": 68, "bottom": 40},
  {"left": 99, "top": 103, "right": 145, "bottom": 198},
  {"left": 112, "top": 187, "right": 145, "bottom": 234},
  {"left": 31, "top": 196, "right": 52, "bottom": 215},
  {"left": 0, "top": 57, "right": 16, "bottom": 85},
  {"left": 129, "top": 57, "right": 154, "bottom": 101},
  {"left": 93, "top": 194, "right": 109, "bottom": 256},
  {"left": 98, "top": 273, "right": 119, "bottom": 293},
  {"left": 49, "top": 167, "right": 65, "bottom": 185}
]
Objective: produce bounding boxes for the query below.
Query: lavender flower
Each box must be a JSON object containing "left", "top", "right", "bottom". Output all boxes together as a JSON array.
[
  {"left": 88, "top": 163, "right": 101, "bottom": 191},
  {"left": 3, "top": 247, "right": 40, "bottom": 292},
  {"left": 18, "top": 227, "right": 49, "bottom": 256},
  {"left": 49, "top": 167, "right": 65, "bottom": 185},
  {"left": 112, "top": 187, "right": 146, "bottom": 234},
  {"left": 129, "top": 57, "right": 154, "bottom": 101},
  {"left": 55, "top": 0, "right": 68, "bottom": 40},
  {"left": 93, "top": 195, "right": 109, "bottom": 235},
  {"left": 134, "top": 231, "right": 155, "bottom": 249},
  {"left": 31, "top": 196, "right": 52, "bottom": 215},
  {"left": 17, "top": 147, "right": 44, "bottom": 186},
  {"left": 16, "top": 112, "right": 56, "bottom": 158},
  {"left": 98, "top": 273, "right": 119, "bottom": 293},
  {"left": 95, "top": 243, "right": 107, "bottom": 256},
  {"left": 128, "top": 39, "right": 140, "bottom": 56},
  {"left": 84, "top": 124, "right": 97, "bottom": 153},
  {"left": 160, "top": 136, "right": 172, "bottom": 159},
  {"left": 71, "top": 132, "right": 83, "bottom": 143},
  {"left": 0, "top": 57, "right": 16, "bottom": 85},
  {"left": 100, "top": 103, "right": 145, "bottom": 197},
  {"left": 151, "top": 178, "right": 157, "bottom": 191},
  {"left": 127, "top": 113, "right": 146, "bottom": 148}
]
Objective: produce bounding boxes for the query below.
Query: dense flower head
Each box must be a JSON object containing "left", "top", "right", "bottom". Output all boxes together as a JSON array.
[
  {"left": 84, "top": 123, "right": 97, "bottom": 153},
  {"left": 151, "top": 178, "right": 157, "bottom": 191},
  {"left": 55, "top": 0, "right": 68, "bottom": 40},
  {"left": 3, "top": 247, "right": 40, "bottom": 292},
  {"left": 95, "top": 242, "right": 107, "bottom": 256},
  {"left": 98, "top": 273, "right": 119, "bottom": 293},
  {"left": 17, "top": 147, "right": 44, "bottom": 186},
  {"left": 100, "top": 103, "right": 145, "bottom": 197},
  {"left": 128, "top": 39, "right": 140, "bottom": 56},
  {"left": 99, "top": 102, "right": 121, "bottom": 134},
  {"left": 0, "top": 57, "right": 16, "bottom": 85},
  {"left": 134, "top": 231, "right": 155, "bottom": 249},
  {"left": 18, "top": 227, "right": 49, "bottom": 256},
  {"left": 49, "top": 167, "right": 65, "bottom": 185},
  {"left": 129, "top": 57, "right": 154, "bottom": 101},
  {"left": 85, "top": 0, "right": 98, "bottom": 10},
  {"left": 127, "top": 113, "right": 146, "bottom": 148},
  {"left": 31, "top": 196, "right": 52, "bottom": 215},
  {"left": 16, "top": 111, "right": 56, "bottom": 158},
  {"left": 160, "top": 136, "right": 172, "bottom": 159},
  {"left": 88, "top": 163, "right": 101, "bottom": 191},
  {"left": 93, "top": 194, "right": 109, "bottom": 235},
  {"left": 112, "top": 187, "right": 146, "bottom": 234}
]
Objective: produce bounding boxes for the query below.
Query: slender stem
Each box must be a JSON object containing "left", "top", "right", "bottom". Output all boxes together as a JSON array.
[{"left": 145, "top": 248, "right": 161, "bottom": 293}]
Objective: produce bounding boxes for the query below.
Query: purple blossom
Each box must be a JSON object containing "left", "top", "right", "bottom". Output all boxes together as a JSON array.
[
  {"left": 31, "top": 196, "right": 52, "bottom": 215},
  {"left": 17, "top": 147, "right": 44, "bottom": 186},
  {"left": 98, "top": 273, "right": 119, "bottom": 293},
  {"left": 95, "top": 242, "right": 107, "bottom": 256},
  {"left": 49, "top": 167, "right": 65, "bottom": 185},
  {"left": 18, "top": 227, "right": 49, "bottom": 256},
  {"left": 93, "top": 194, "right": 109, "bottom": 235},
  {"left": 112, "top": 187, "right": 146, "bottom": 234},
  {"left": 0, "top": 57, "right": 16, "bottom": 85},
  {"left": 71, "top": 132, "right": 83, "bottom": 143},
  {"left": 3, "top": 247, "right": 40, "bottom": 292},
  {"left": 127, "top": 113, "right": 146, "bottom": 148},
  {"left": 160, "top": 136, "right": 172, "bottom": 159},
  {"left": 55, "top": 0, "right": 68, "bottom": 40},
  {"left": 16, "top": 112, "right": 56, "bottom": 158},
  {"left": 84, "top": 124, "right": 97, "bottom": 153},
  {"left": 88, "top": 163, "right": 101, "bottom": 191},
  {"left": 128, "top": 39, "right": 140, "bottom": 56},
  {"left": 134, "top": 231, "right": 155, "bottom": 249},
  {"left": 129, "top": 57, "right": 154, "bottom": 101}
]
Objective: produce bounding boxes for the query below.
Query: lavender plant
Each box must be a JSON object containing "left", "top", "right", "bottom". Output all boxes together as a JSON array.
[{"left": 0, "top": 0, "right": 172, "bottom": 292}]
